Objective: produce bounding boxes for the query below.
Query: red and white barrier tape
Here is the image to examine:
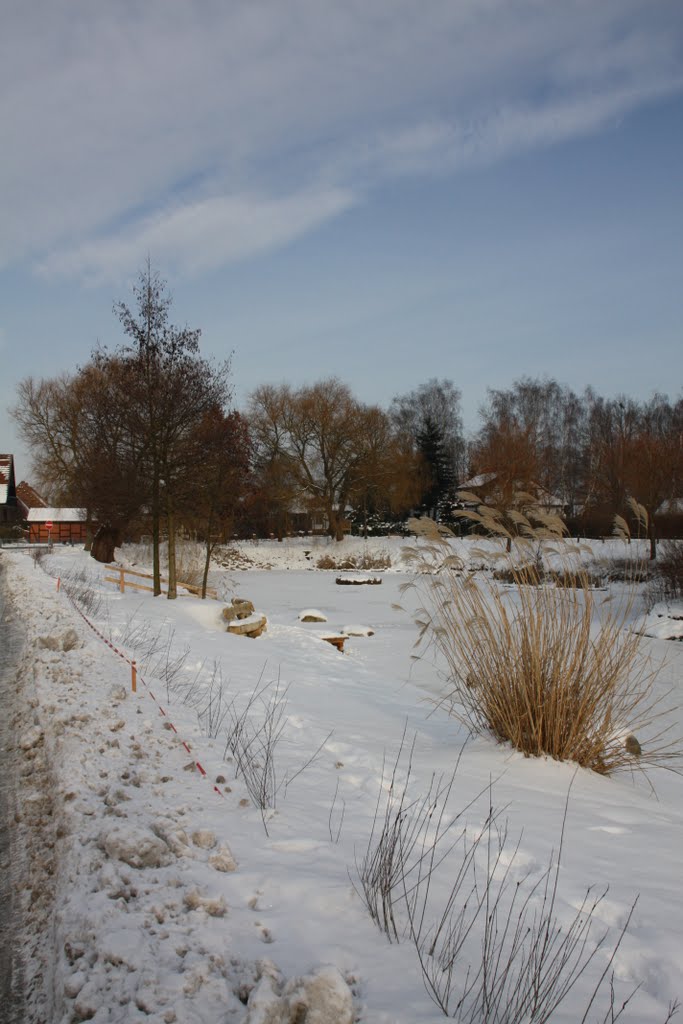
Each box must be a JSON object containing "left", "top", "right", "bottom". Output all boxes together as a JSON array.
[{"left": 52, "top": 569, "right": 224, "bottom": 798}]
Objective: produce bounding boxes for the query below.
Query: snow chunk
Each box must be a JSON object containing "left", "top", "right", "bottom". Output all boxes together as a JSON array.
[
  {"left": 183, "top": 887, "right": 227, "bottom": 917},
  {"left": 245, "top": 965, "right": 353, "bottom": 1024},
  {"left": 284, "top": 965, "right": 354, "bottom": 1024},
  {"left": 20, "top": 726, "right": 43, "bottom": 750},
  {"left": 100, "top": 824, "right": 173, "bottom": 869},
  {"left": 191, "top": 828, "right": 217, "bottom": 850},
  {"left": 639, "top": 601, "right": 683, "bottom": 640},
  {"left": 209, "top": 843, "right": 237, "bottom": 872}
]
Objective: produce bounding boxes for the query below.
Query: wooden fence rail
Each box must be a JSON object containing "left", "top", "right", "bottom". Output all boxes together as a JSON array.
[{"left": 104, "top": 565, "right": 217, "bottom": 600}]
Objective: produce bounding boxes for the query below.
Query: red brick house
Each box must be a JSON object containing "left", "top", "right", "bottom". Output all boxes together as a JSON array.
[
  {"left": 26, "top": 507, "right": 89, "bottom": 544},
  {"left": 0, "top": 454, "right": 19, "bottom": 525}
]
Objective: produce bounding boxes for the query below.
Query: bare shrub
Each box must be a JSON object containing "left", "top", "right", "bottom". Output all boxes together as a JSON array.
[
  {"left": 196, "top": 660, "right": 229, "bottom": 738},
  {"left": 59, "top": 565, "right": 103, "bottom": 617},
  {"left": 406, "top": 789, "right": 641, "bottom": 1022},
  {"left": 352, "top": 730, "right": 480, "bottom": 943},
  {"left": 403, "top": 500, "right": 679, "bottom": 775},
  {"left": 223, "top": 673, "right": 331, "bottom": 834},
  {"left": 656, "top": 540, "right": 683, "bottom": 601},
  {"left": 316, "top": 549, "right": 391, "bottom": 570},
  {"left": 355, "top": 746, "right": 679, "bottom": 1022}
]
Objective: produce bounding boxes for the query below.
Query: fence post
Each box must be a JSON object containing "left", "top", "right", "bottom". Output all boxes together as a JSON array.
[
  {"left": 119, "top": 568, "right": 125, "bottom": 594},
  {"left": 131, "top": 660, "right": 137, "bottom": 693}
]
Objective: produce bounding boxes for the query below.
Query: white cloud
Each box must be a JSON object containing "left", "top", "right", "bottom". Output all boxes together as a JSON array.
[
  {"left": 37, "top": 188, "right": 358, "bottom": 284},
  {"left": 2, "top": 0, "right": 682, "bottom": 282}
]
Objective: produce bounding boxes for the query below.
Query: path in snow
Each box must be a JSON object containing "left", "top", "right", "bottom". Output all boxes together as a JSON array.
[{"left": 0, "top": 562, "right": 26, "bottom": 1023}]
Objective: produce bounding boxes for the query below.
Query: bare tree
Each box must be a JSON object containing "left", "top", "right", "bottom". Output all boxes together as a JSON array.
[
  {"left": 112, "top": 261, "right": 231, "bottom": 593},
  {"left": 249, "top": 378, "right": 388, "bottom": 540}
]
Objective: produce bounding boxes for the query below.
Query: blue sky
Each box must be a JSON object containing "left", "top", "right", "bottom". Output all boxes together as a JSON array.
[{"left": 2, "top": 0, "right": 682, "bottom": 480}]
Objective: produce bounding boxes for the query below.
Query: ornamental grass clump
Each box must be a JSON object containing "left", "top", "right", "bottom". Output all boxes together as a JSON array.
[{"left": 403, "top": 500, "right": 678, "bottom": 775}]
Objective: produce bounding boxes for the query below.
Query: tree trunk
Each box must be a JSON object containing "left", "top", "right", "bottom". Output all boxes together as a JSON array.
[
  {"left": 152, "top": 470, "right": 161, "bottom": 595},
  {"left": 649, "top": 511, "right": 657, "bottom": 560},
  {"left": 167, "top": 502, "right": 177, "bottom": 599},
  {"left": 90, "top": 525, "right": 120, "bottom": 564},
  {"left": 84, "top": 511, "right": 93, "bottom": 552},
  {"left": 202, "top": 514, "right": 213, "bottom": 599}
]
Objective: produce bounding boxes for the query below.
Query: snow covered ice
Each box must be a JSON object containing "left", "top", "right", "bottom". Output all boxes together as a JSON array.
[{"left": 1, "top": 537, "right": 682, "bottom": 1022}]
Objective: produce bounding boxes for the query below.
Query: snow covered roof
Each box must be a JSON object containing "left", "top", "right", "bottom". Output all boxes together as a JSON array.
[
  {"left": 26, "top": 507, "right": 87, "bottom": 523},
  {"left": 0, "top": 453, "right": 14, "bottom": 505},
  {"left": 459, "top": 472, "right": 496, "bottom": 490}
]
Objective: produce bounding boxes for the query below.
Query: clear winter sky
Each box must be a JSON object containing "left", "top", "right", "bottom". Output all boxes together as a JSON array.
[{"left": 1, "top": 1, "right": 682, "bottom": 481}]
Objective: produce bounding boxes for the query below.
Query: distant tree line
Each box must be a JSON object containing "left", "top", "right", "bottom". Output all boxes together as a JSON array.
[{"left": 12, "top": 264, "right": 683, "bottom": 583}]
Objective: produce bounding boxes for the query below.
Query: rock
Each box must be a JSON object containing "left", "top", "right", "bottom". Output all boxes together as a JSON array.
[
  {"left": 299, "top": 609, "right": 327, "bottom": 623},
  {"left": 341, "top": 624, "right": 374, "bottom": 636},
  {"left": 100, "top": 825, "right": 172, "bottom": 869},
  {"left": 109, "top": 684, "right": 127, "bottom": 703},
  {"left": 625, "top": 734, "right": 642, "bottom": 756},
  {"left": 222, "top": 598, "right": 256, "bottom": 621},
  {"left": 226, "top": 613, "right": 267, "bottom": 638}
]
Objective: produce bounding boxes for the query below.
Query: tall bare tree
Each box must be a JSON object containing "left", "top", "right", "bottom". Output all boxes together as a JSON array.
[
  {"left": 249, "top": 378, "right": 401, "bottom": 540},
  {"left": 112, "top": 262, "right": 231, "bottom": 594}
]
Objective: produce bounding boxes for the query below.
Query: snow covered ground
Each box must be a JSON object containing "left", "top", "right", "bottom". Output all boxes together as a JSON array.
[{"left": 1, "top": 536, "right": 682, "bottom": 1023}]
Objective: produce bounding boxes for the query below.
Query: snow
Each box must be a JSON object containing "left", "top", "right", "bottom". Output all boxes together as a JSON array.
[
  {"left": 1, "top": 537, "right": 682, "bottom": 1023},
  {"left": 639, "top": 601, "right": 683, "bottom": 641},
  {"left": 25, "top": 507, "right": 87, "bottom": 522}
]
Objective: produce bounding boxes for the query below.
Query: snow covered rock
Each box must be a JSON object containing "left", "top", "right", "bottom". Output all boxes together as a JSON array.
[
  {"left": 639, "top": 601, "right": 683, "bottom": 640},
  {"left": 342, "top": 623, "right": 375, "bottom": 636},
  {"left": 298, "top": 609, "right": 327, "bottom": 622},
  {"left": 100, "top": 824, "right": 173, "bottom": 869}
]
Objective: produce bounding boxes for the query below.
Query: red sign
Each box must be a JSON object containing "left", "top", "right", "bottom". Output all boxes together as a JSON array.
[{"left": 45, "top": 520, "right": 53, "bottom": 530}]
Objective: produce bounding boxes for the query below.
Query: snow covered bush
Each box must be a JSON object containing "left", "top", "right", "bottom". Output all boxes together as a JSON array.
[{"left": 402, "top": 505, "right": 679, "bottom": 775}]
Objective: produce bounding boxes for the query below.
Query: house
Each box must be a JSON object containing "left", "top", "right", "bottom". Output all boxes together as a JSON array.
[
  {"left": 0, "top": 454, "right": 20, "bottom": 525},
  {"left": 459, "top": 473, "right": 566, "bottom": 514},
  {"left": 16, "top": 480, "right": 48, "bottom": 517},
  {"left": 26, "top": 507, "right": 88, "bottom": 544}
]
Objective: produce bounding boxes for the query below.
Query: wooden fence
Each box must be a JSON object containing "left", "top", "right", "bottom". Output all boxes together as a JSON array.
[{"left": 104, "top": 565, "right": 217, "bottom": 600}]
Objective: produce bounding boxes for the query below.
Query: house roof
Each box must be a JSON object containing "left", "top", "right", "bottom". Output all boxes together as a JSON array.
[
  {"left": 26, "top": 507, "right": 87, "bottom": 523},
  {"left": 458, "top": 473, "right": 565, "bottom": 509},
  {"left": 16, "top": 481, "right": 48, "bottom": 511}
]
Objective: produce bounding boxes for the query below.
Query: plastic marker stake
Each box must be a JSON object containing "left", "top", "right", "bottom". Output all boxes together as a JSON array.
[{"left": 131, "top": 660, "right": 137, "bottom": 694}]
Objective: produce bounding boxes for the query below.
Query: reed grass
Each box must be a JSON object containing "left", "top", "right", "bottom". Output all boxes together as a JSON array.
[{"left": 403, "top": 502, "right": 678, "bottom": 775}]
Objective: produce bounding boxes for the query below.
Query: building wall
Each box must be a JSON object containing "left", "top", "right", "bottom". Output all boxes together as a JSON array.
[{"left": 29, "top": 522, "right": 88, "bottom": 544}]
